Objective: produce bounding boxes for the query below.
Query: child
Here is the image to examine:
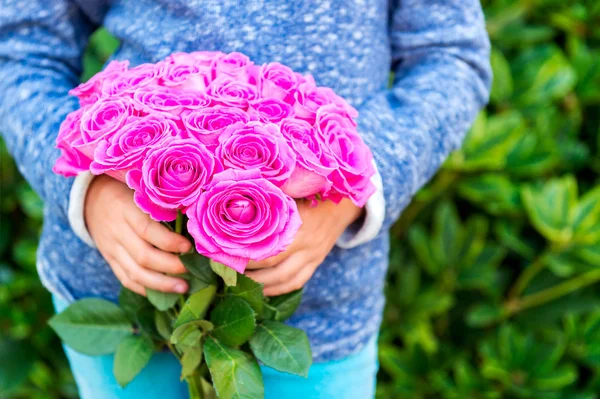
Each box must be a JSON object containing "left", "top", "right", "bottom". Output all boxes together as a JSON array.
[{"left": 0, "top": 1, "right": 491, "bottom": 397}]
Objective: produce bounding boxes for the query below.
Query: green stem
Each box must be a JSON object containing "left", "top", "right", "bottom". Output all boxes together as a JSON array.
[
  {"left": 505, "top": 269, "right": 600, "bottom": 316},
  {"left": 175, "top": 211, "right": 183, "bottom": 235},
  {"left": 186, "top": 373, "right": 205, "bottom": 399},
  {"left": 508, "top": 252, "right": 548, "bottom": 300}
]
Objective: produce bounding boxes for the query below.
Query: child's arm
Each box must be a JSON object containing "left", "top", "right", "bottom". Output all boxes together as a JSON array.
[
  {"left": 0, "top": 1, "right": 99, "bottom": 216},
  {"left": 357, "top": 0, "right": 493, "bottom": 231},
  {"left": 247, "top": 0, "right": 492, "bottom": 294},
  {"left": 0, "top": 1, "right": 191, "bottom": 296}
]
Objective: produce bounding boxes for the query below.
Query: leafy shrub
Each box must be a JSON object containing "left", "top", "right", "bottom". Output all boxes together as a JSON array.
[
  {"left": 378, "top": 1, "right": 600, "bottom": 398},
  {"left": 1, "top": 1, "right": 600, "bottom": 397}
]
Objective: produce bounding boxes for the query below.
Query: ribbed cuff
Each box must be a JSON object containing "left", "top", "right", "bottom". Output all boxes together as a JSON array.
[
  {"left": 67, "top": 171, "right": 96, "bottom": 248},
  {"left": 336, "top": 161, "right": 385, "bottom": 249}
]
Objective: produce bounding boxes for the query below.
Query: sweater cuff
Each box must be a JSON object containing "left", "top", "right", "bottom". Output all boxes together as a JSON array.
[
  {"left": 336, "top": 161, "right": 385, "bottom": 249},
  {"left": 68, "top": 171, "right": 96, "bottom": 248}
]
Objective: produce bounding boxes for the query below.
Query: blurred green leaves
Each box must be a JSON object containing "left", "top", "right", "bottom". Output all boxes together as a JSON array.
[{"left": 378, "top": 1, "right": 600, "bottom": 398}]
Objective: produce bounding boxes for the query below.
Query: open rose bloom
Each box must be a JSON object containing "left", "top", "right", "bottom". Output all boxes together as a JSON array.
[{"left": 54, "top": 51, "right": 376, "bottom": 273}]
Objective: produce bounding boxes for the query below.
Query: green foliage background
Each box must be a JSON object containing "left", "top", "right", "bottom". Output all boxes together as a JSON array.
[{"left": 1, "top": 1, "right": 600, "bottom": 397}]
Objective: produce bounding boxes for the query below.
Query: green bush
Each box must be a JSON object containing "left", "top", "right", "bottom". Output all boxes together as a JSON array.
[{"left": 2, "top": 1, "right": 600, "bottom": 397}]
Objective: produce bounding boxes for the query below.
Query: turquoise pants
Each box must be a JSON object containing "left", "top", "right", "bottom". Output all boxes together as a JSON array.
[{"left": 53, "top": 296, "right": 378, "bottom": 398}]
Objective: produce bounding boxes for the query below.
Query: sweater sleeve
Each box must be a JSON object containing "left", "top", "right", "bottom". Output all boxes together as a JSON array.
[
  {"left": 356, "top": 0, "right": 492, "bottom": 230},
  {"left": 0, "top": 0, "right": 103, "bottom": 217}
]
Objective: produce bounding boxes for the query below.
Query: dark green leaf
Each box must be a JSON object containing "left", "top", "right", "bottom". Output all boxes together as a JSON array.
[
  {"left": 181, "top": 252, "right": 217, "bottom": 287},
  {"left": 49, "top": 298, "right": 133, "bottom": 355},
  {"left": 262, "top": 289, "right": 303, "bottom": 322},
  {"left": 249, "top": 321, "right": 312, "bottom": 377},
  {"left": 204, "top": 336, "right": 264, "bottom": 399},
  {"left": 155, "top": 310, "right": 172, "bottom": 340},
  {"left": 466, "top": 303, "right": 505, "bottom": 328},
  {"left": 0, "top": 339, "right": 36, "bottom": 395},
  {"left": 135, "top": 306, "right": 162, "bottom": 339},
  {"left": 113, "top": 335, "right": 154, "bottom": 387},
  {"left": 227, "top": 274, "right": 264, "bottom": 314},
  {"left": 119, "top": 287, "right": 149, "bottom": 323},
  {"left": 210, "top": 296, "right": 256, "bottom": 347}
]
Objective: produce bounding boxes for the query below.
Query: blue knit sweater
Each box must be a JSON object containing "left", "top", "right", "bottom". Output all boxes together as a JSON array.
[{"left": 0, "top": 0, "right": 491, "bottom": 362}]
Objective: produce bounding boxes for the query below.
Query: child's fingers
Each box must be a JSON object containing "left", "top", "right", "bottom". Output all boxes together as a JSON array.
[
  {"left": 115, "top": 245, "right": 188, "bottom": 294},
  {"left": 124, "top": 204, "right": 191, "bottom": 254},
  {"left": 118, "top": 225, "right": 188, "bottom": 275},
  {"left": 263, "top": 263, "right": 315, "bottom": 297},
  {"left": 104, "top": 253, "right": 146, "bottom": 296},
  {"left": 246, "top": 239, "right": 302, "bottom": 270},
  {"left": 245, "top": 251, "right": 306, "bottom": 286}
]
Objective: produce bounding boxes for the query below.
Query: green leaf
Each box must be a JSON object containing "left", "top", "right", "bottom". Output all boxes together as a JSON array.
[
  {"left": 135, "top": 306, "right": 162, "bottom": 339},
  {"left": 249, "top": 321, "right": 312, "bottom": 377},
  {"left": 210, "top": 259, "right": 238, "bottom": 286},
  {"left": 227, "top": 274, "right": 264, "bottom": 314},
  {"left": 180, "top": 346, "right": 203, "bottom": 381},
  {"left": 154, "top": 310, "right": 172, "bottom": 340},
  {"left": 49, "top": 298, "right": 133, "bottom": 355},
  {"left": 119, "top": 287, "right": 149, "bottom": 323},
  {"left": 0, "top": 338, "right": 36, "bottom": 395},
  {"left": 145, "top": 288, "right": 179, "bottom": 311},
  {"left": 431, "top": 201, "right": 462, "bottom": 267},
  {"left": 262, "top": 289, "right": 303, "bottom": 322},
  {"left": 458, "top": 174, "right": 523, "bottom": 216},
  {"left": 466, "top": 303, "right": 505, "bottom": 328},
  {"left": 204, "top": 336, "right": 264, "bottom": 399},
  {"left": 113, "top": 335, "right": 154, "bottom": 387},
  {"left": 181, "top": 252, "right": 217, "bottom": 287},
  {"left": 210, "top": 296, "right": 256, "bottom": 347},
  {"left": 461, "top": 111, "right": 524, "bottom": 171},
  {"left": 572, "top": 186, "right": 600, "bottom": 240},
  {"left": 408, "top": 225, "right": 440, "bottom": 275},
  {"left": 170, "top": 320, "right": 213, "bottom": 347},
  {"left": 521, "top": 176, "right": 578, "bottom": 243},
  {"left": 490, "top": 47, "right": 513, "bottom": 103},
  {"left": 175, "top": 285, "right": 217, "bottom": 328}
]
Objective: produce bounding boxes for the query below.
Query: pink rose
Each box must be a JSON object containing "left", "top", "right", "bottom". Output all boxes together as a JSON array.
[
  {"left": 69, "top": 60, "right": 129, "bottom": 106},
  {"left": 90, "top": 114, "right": 182, "bottom": 182},
  {"left": 72, "top": 97, "right": 137, "bottom": 159},
  {"left": 53, "top": 108, "right": 92, "bottom": 177},
  {"left": 293, "top": 76, "right": 358, "bottom": 123},
  {"left": 161, "top": 61, "right": 210, "bottom": 91},
  {"left": 167, "top": 51, "right": 222, "bottom": 69},
  {"left": 211, "top": 52, "right": 256, "bottom": 84},
  {"left": 133, "top": 86, "right": 212, "bottom": 115},
  {"left": 187, "top": 169, "right": 302, "bottom": 273},
  {"left": 278, "top": 118, "right": 335, "bottom": 198},
  {"left": 259, "top": 62, "right": 299, "bottom": 104},
  {"left": 127, "top": 139, "right": 221, "bottom": 221},
  {"left": 248, "top": 98, "right": 293, "bottom": 123},
  {"left": 315, "top": 105, "right": 376, "bottom": 206},
  {"left": 207, "top": 75, "right": 258, "bottom": 109},
  {"left": 216, "top": 121, "right": 296, "bottom": 186},
  {"left": 102, "top": 63, "right": 162, "bottom": 96},
  {"left": 181, "top": 106, "right": 251, "bottom": 146}
]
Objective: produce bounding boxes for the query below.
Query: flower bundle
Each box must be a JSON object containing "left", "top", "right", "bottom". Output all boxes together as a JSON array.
[{"left": 50, "top": 51, "right": 375, "bottom": 398}]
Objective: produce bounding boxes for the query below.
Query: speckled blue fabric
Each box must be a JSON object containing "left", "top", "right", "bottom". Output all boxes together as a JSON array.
[{"left": 0, "top": 0, "right": 491, "bottom": 362}]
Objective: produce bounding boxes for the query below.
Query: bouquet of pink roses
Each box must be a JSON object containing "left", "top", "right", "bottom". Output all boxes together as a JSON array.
[{"left": 50, "top": 51, "right": 375, "bottom": 399}]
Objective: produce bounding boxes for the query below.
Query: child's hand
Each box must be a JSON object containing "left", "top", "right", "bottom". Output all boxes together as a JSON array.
[
  {"left": 84, "top": 175, "right": 192, "bottom": 296},
  {"left": 245, "top": 198, "right": 363, "bottom": 296}
]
